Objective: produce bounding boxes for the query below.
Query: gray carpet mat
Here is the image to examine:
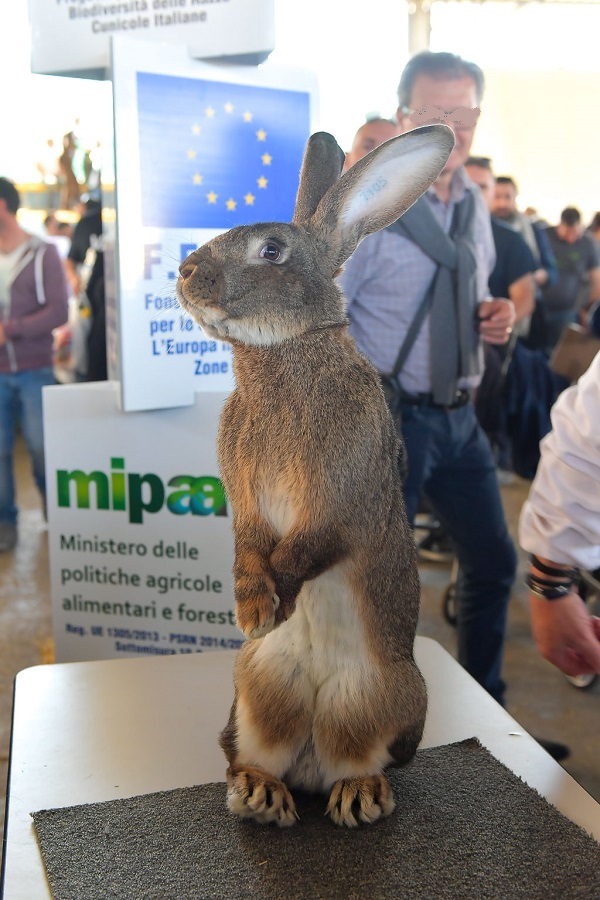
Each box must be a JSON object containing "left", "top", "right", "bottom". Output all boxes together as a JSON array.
[{"left": 31, "top": 738, "right": 600, "bottom": 899}]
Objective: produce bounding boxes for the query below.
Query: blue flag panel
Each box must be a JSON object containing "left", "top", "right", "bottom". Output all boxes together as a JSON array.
[{"left": 136, "top": 72, "right": 311, "bottom": 229}]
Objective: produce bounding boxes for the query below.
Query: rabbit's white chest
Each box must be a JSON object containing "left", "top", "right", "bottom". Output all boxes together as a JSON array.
[
  {"left": 259, "top": 483, "right": 297, "bottom": 537},
  {"left": 298, "top": 567, "right": 369, "bottom": 677},
  {"left": 259, "top": 562, "right": 372, "bottom": 687}
]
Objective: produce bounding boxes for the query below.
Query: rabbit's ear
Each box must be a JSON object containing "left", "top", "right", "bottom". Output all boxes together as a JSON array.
[
  {"left": 309, "top": 124, "right": 455, "bottom": 271},
  {"left": 292, "top": 132, "right": 346, "bottom": 225}
]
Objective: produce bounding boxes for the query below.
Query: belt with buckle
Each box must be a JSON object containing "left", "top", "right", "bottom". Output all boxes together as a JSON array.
[{"left": 399, "top": 389, "right": 470, "bottom": 410}]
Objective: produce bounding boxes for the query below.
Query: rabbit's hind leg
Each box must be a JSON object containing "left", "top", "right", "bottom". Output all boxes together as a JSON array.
[
  {"left": 321, "top": 687, "right": 425, "bottom": 826},
  {"left": 312, "top": 660, "right": 424, "bottom": 826},
  {"left": 220, "top": 636, "right": 314, "bottom": 827},
  {"left": 314, "top": 702, "right": 398, "bottom": 826},
  {"left": 221, "top": 698, "right": 306, "bottom": 827},
  {"left": 225, "top": 763, "right": 299, "bottom": 827}
]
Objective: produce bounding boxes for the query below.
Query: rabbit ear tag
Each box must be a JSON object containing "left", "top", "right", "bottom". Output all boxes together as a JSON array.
[{"left": 309, "top": 124, "right": 455, "bottom": 270}]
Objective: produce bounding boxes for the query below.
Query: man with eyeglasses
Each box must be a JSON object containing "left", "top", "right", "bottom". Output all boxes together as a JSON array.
[{"left": 339, "top": 51, "right": 517, "bottom": 710}]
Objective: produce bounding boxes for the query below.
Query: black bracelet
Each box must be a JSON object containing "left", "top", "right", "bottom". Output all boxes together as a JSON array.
[
  {"left": 530, "top": 554, "right": 578, "bottom": 579},
  {"left": 527, "top": 574, "right": 574, "bottom": 589},
  {"left": 525, "top": 573, "right": 574, "bottom": 600}
]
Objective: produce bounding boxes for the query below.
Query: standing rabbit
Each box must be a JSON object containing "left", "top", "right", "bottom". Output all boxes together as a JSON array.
[{"left": 176, "top": 125, "right": 454, "bottom": 827}]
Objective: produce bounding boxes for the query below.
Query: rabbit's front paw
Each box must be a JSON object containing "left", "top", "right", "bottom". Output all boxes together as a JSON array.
[
  {"left": 273, "top": 572, "right": 303, "bottom": 625},
  {"left": 326, "top": 774, "right": 395, "bottom": 827},
  {"left": 226, "top": 766, "right": 298, "bottom": 827},
  {"left": 236, "top": 591, "right": 280, "bottom": 640}
]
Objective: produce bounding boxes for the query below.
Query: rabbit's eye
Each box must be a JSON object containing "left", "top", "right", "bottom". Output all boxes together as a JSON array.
[{"left": 259, "top": 242, "right": 282, "bottom": 263}]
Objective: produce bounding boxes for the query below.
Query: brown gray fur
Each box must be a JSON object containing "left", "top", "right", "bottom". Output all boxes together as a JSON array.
[{"left": 176, "top": 126, "right": 455, "bottom": 827}]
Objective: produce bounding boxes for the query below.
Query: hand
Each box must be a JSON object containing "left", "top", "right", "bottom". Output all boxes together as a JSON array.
[
  {"left": 529, "top": 590, "right": 600, "bottom": 676},
  {"left": 477, "top": 298, "right": 516, "bottom": 345}
]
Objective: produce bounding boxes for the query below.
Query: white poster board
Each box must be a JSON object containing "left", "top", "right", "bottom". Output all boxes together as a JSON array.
[
  {"left": 108, "top": 36, "right": 316, "bottom": 411},
  {"left": 44, "top": 382, "right": 240, "bottom": 662},
  {"left": 28, "top": 0, "right": 275, "bottom": 78}
]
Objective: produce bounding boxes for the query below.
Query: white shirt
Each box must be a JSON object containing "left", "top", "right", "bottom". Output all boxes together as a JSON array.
[
  {"left": 519, "top": 350, "right": 600, "bottom": 571},
  {"left": 0, "top": 243, "right": 28, "bottom": 316}
]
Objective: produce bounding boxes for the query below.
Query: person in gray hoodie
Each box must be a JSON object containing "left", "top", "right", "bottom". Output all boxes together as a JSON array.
[{"left": 0, "top": 177, "right": 68, "bottom": 551}]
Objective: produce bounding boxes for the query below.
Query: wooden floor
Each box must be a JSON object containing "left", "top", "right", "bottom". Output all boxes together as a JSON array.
[{"left": 1, "top": 436, "right": 599, "bottom": 840}]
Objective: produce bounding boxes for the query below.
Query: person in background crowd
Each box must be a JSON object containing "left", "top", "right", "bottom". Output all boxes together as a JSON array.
[
  {"left": 492, "top": 176, "right": 557, "bottom": 351},
  {"left": 587, "top": 212, "right": 600, "bottom": 245},
  {"left": 58, "top": 132, "right": 81, "bottom": 212},
  {"left": 339, "top": 50, "right": 517, "bottom": 708},
  {"left": 0, "top": 177, "right": 68, "bottom": 551},
  {"left": 519, "top": 349, "right": 600, "bottom": 677},
  {"left": 492, "top": 175, "right": 557, "bottom": 306},
  {"left": 36, "top": 138, "right": 60, "bottom": 209},
  {"left": 466, "top": 160, "right": 535, "bottom": 324},
  {"left": 44, "top": 213, "right": 72, "bottom": 240},
  {"left": 539, "top": 207, "right": 600, "bottom": 351},
  {"left": 44, "top": 212, "right": 72, "bottom": 261},
  {"left": 65, "top": 195, "right": 106, "bottom": 382},
  {"left": 36, "top": 138, "right": 60, "bottom": 186},
  {"left": 44, "top": 213, "right": 61, "bottom": 237},
  {"left": 465, "top": 156, "right": 535, "bottom": 478},
  {"left": 44, "top": 212, "right": 77, "bottom": 382},
  {"left": 344, "top": 117, "right": 398, "bottom": 171}
]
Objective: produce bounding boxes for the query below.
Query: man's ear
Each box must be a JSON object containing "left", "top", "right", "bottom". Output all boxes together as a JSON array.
[{"left": 396, "top": 106, "right": 413, "bottom": 136}]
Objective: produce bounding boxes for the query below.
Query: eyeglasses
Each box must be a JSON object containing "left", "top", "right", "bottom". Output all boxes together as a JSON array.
[{"left": 400, "top": 105, "right": 480, "bottom": 131}]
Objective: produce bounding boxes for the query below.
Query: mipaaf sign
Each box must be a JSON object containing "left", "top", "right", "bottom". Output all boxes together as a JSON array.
[{"left": 44, "top": 381, "right": 239, "bottom": 662}]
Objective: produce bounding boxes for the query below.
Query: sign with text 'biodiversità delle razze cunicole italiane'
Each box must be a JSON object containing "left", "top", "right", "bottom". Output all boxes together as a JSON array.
[{"left": 29, "top": 0, "right": 275, "bottom": 78}]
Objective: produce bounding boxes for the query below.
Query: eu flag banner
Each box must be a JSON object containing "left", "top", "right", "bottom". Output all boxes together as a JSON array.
[{"left": 137, "top": 73, "right": 311, "bottom": 230}]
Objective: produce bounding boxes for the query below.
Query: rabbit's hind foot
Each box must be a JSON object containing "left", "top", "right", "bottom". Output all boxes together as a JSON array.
[
  {"left": 226, "top": 764, "right": 299, "bottom": 827},
  {"left": 325, "top": 774, "right": 395, "bottom": 827}
]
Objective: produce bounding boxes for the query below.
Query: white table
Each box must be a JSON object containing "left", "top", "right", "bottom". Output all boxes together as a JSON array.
[{"left": 2, "top": 637, "right": 600, "bottom": 898}]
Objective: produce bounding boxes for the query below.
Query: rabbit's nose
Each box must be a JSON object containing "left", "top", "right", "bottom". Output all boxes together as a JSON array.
[{"left": 179, "top": 263, "right": 197, "bottom": 280}]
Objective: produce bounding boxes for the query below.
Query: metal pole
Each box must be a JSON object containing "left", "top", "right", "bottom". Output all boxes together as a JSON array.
[{"left": 408, "top": 0, "right": 431, "bottom": 54}]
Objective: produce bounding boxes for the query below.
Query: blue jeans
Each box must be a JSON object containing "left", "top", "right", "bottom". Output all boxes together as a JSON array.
[
  {"left": 0, "top": 368, "right": 55, "bottom": 525},
  {"left": 400, "top": 401, "right": 517, "bottom": 705}
]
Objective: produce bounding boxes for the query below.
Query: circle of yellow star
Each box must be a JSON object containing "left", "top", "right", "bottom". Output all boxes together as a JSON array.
[
  {"left": 256, "top": 129, "right": 267, "bottom": 142},
  {"left": 187, "top": 149, "right": 197, "bottom": 159},
  {"left": 261, "top": 153, "right": 272, "bottom": 165},
  {"left": 205, "top": 107, "right": 216, "bottom": 118},
  {"left": 224, "top": 103, "right": 234, "bottom": 114},
  {"left": 191, "top": 124, "right": 200, "bottom": 135},
  {"left": 244, "top": 193, "right": 256, "bottom": 205},
  {"left": 257, "top": 176, "right": 268, "bottom": 189},
  {"left": 207, "top": 191, "right": 218, "bottom": 204},
  {"left": 193, "top": 174, "right": 203, "bottom": 185},
  {"left": 226, "top": 198, "right": 237, "bottom": 211},
  {"left": 243, "top": 111, "right": 253, "bottom": 122}
]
